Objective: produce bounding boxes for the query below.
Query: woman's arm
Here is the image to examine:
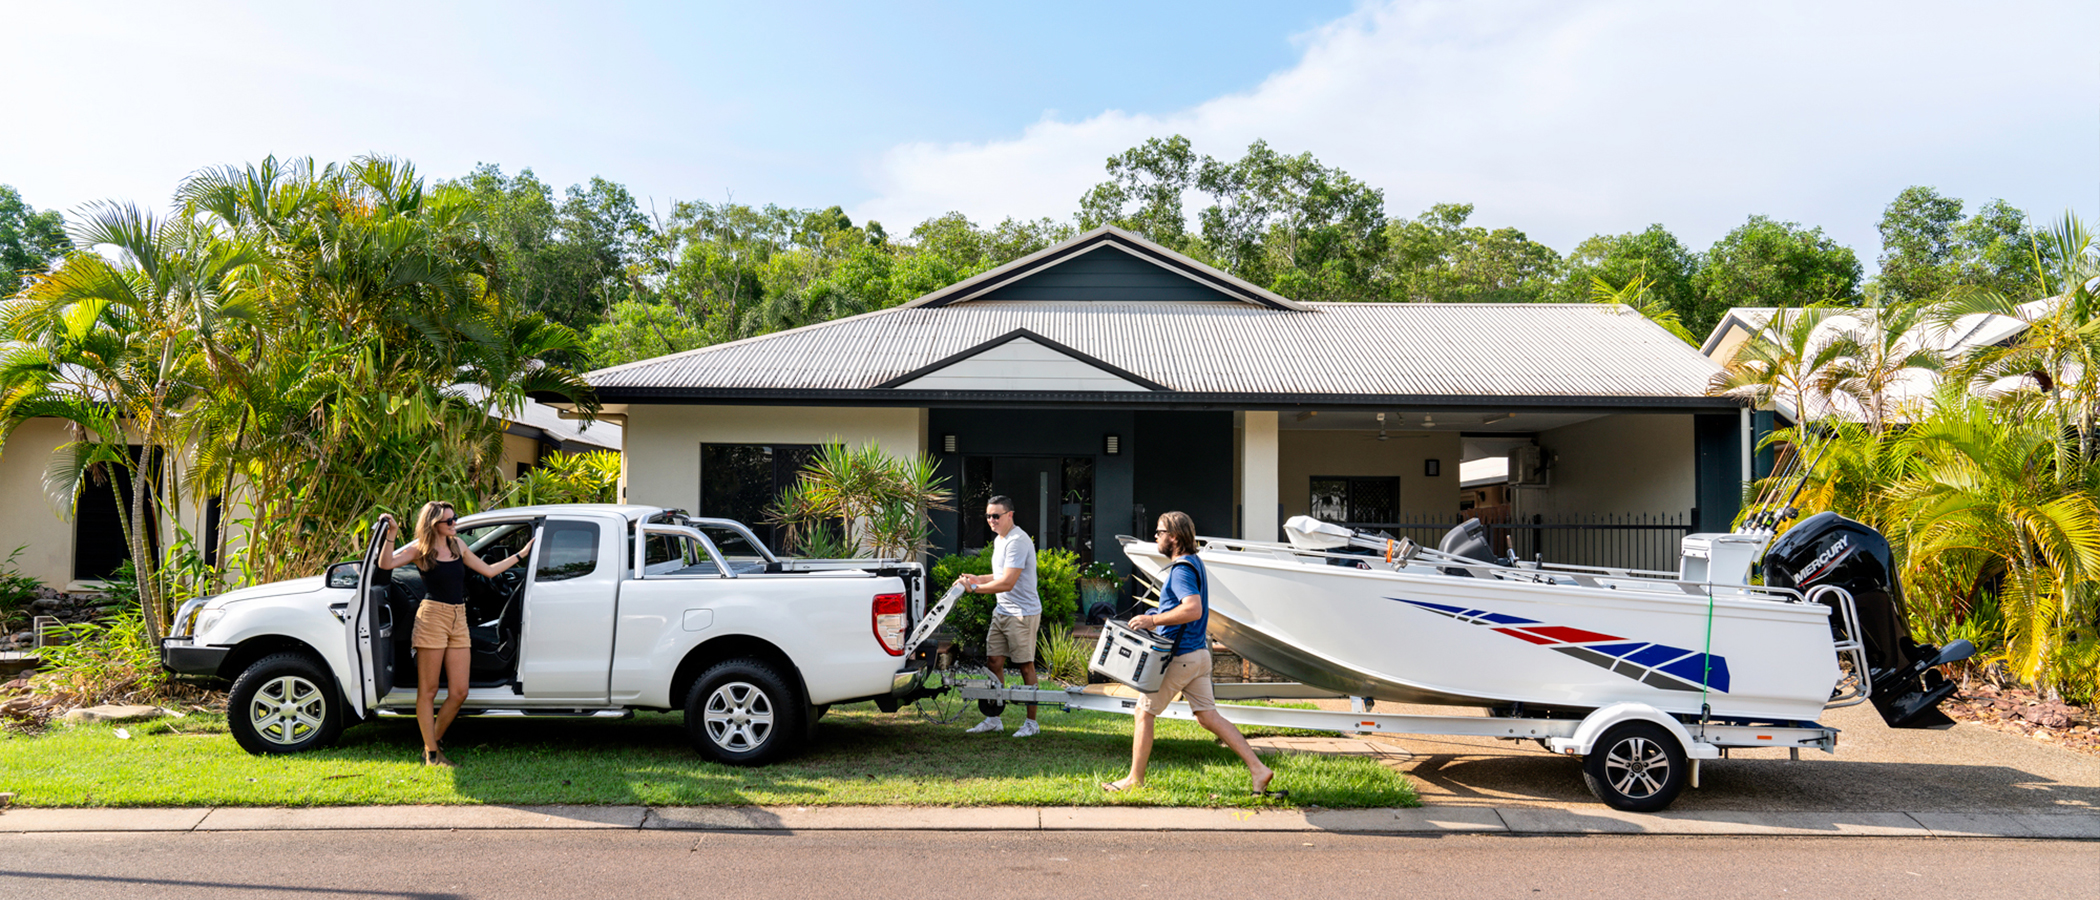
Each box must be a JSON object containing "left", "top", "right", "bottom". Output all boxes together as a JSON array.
[
  {"left": 462, "top": 537, "right": 535, "bottom": 578},
  {"left": 372, "top": 516, "right": 418, "bottom": 570}
]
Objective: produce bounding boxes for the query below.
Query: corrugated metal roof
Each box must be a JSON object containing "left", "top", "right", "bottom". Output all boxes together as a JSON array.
[{"left": 589, "top": 300, "right": 1725, "bottom": 403}]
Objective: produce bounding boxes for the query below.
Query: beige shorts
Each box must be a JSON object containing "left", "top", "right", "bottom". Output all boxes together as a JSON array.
[
  {"left": 986, "top": 613, "right": 1041, "bottom": 664},
  {"left": 1137, "top": 649, "right": 1216, "bottom": 715},
  {"left": 412, "top": 600, "right": 471, "bottom": 650}
]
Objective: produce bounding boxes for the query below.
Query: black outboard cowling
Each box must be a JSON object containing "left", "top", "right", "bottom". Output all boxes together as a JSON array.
[
  {"left": 1764, "top": 511, "right": 1973, "bottom": 728},
  {"left": 1438, "top": 518, "right": 1509, "bottom": 577}
]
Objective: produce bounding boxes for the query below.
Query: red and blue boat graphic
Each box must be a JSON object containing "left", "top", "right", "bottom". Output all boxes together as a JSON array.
[{"left": 1396, "top": 599, "right": 1730, "bottom": 693}]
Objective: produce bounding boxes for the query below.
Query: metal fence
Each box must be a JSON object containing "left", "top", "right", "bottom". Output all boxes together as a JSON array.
[{"left": 1342, "top": 512, "right": 1692, "bottom": 573}]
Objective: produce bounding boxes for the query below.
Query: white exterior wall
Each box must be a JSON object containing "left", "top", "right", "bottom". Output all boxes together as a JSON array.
[
  {"left": 1529, "top": 414, "right": 1696, "bottom": 518},
  {"left": 1240, "top": 411, "right": 1279, "bottom": 541},
  {"left": 892, "top": 339, "right": 1149, "bottom": 392},
  {"left": 0, "top": 418, "right": 78, "bottom": 588},
  {"left": 621, "top": 405, "right": 927, "bottom": 513},
  {"left": 1277, "top": 430, "right": 1463, "bottom": 524}
]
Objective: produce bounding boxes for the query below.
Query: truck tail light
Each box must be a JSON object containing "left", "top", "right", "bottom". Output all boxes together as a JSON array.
[{"left": 873, "top": 592, "right": 907, "bottom": 656}]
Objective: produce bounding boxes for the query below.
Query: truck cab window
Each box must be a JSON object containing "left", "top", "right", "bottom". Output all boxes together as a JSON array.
[
  {"left": 642, "top": 532, "right": 720, "bottom": 577},
  {"left": 536, "top": 521, "right": 602, "bottom": 582}
]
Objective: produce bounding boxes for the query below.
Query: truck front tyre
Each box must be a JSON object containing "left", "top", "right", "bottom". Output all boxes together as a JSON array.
[
  {"left": 684, "top": 659, "right": 807, "bottom": 765},
  {"left": 227, "top": 652, "right": 345, "bottom": 755},
  {"left": 1581, "top": 721, "right": 1688, "bottom": 812}
]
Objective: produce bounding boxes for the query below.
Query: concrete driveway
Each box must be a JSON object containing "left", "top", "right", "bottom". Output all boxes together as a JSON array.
[{"left": 1251, "top": 699, "right": 2100, "bottom": 814}]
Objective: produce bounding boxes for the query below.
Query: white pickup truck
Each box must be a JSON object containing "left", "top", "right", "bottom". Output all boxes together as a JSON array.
[{"left": 159, "top": 504, "right": 940, "bottom": 765}]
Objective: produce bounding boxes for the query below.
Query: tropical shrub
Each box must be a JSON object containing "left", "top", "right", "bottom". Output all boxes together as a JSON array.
[
  {"left": 0, "top": 545, "right": 42, "bottom": 634},
  {"left": 1035, "top": 627, "right": 1090, "bottom": 684},
  {"left": 770, "top": 440, "right": 951, "bottom": 559},
  {"left": 501, "top": 450, "right": 621, "bottom": 506}
]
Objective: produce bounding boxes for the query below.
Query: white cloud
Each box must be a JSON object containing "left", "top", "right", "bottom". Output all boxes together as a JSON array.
[{"left": 853, "top": 0, "right": 2098, "bottom": 258}]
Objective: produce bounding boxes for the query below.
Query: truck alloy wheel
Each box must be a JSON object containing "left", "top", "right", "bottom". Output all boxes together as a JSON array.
[
  {"left": 1581, "top": 721, "right": 1688, "bottom": 812},
  {"left": 227, "top": 652, "right": 345, "bottom": 755},
  {"left": 685, "top": 659, "right": 806, "bottom": 765}
]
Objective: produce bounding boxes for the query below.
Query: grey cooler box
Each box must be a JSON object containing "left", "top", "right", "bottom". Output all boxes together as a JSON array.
[{"left": 1090, "top": 620, "right": 1174, "bottom": 692}]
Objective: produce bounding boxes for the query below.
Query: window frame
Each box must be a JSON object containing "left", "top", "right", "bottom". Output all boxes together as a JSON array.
[{"left": 634, "top": 523, "right": 734, "bottom": 580}]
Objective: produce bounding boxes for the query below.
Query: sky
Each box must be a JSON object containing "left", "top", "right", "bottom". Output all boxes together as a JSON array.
[{"left": 3, "top": 0, "right": 2095, "bottom": 267}]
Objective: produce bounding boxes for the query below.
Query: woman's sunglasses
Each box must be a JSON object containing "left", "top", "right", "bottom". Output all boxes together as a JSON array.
[{"left": 435, "top": 517, "right": 458, "bottom": 527}]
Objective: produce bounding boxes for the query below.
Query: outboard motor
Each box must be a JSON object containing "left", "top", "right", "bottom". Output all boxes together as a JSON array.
[
  {"left": 1763, "top": 512, "right": 1974, "bottom": 728},
  {"left": 1437, "top": 518, "right": 1509, "bottom": 577}
]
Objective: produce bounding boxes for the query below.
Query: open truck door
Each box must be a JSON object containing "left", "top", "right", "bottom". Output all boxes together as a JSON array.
[{"left": 345, "top": 519, "right": 396, "bottom": 715}]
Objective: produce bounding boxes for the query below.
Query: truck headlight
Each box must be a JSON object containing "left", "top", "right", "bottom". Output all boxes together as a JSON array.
[
  {"left": 172, "top": 596, "right": 210, "bottom": 638},
  {"left": 192, "top": 608, "right": 227, "bottom": 639}
]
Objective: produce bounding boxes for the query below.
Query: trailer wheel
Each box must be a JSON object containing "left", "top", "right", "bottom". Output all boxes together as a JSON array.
[
  {"left": 977, "top": 698, "right": 1006, "bottom": 718},
  {"left": 1581, "top": 721, "right": 1687, "bottom": 812}
]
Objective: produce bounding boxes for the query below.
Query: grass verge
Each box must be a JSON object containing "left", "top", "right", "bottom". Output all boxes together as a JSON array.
[{"left": 0, "top": 700, "right": 1415, "bottom": 809}]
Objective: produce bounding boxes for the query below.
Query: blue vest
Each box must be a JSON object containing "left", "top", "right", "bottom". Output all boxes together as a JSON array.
[{"left": 1157, "top": 556, "right": 1210, "bottom": 656}]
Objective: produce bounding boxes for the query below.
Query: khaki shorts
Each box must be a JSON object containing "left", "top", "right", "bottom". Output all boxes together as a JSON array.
[
  {"left": 985, "top": 613, "right": 1040, "bottom": 664},
  {"left": 412, "top": 600, "right": 471, "bottom": 650},
  {"left": 1137, "top": 649, "right": 1216, "bottom": 715}
]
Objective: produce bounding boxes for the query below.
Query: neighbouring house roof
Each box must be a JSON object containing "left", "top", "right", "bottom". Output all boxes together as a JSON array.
[
  {"left": 582, "top": 229, "right": 1733, "bottom": 411},
  {"left": 454, "top": 385, "right": 622, "bottom": 452},
  {"left": 1699, "top": 302, "right": 2041, "bottom": 423}
]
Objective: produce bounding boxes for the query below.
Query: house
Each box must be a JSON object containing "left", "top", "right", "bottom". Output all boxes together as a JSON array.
[{"left": 565, "top": 227, "right": 1748, "bottom": 574}]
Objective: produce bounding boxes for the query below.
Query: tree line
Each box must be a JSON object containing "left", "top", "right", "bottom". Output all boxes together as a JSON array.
[{"left": 5, "top": 140, "right": 2052, "bottom": 373}]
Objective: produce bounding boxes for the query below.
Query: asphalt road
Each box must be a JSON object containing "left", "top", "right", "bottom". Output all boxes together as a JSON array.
[{"left": 3, "top": 830, "right": 2092, "bottom": 900}]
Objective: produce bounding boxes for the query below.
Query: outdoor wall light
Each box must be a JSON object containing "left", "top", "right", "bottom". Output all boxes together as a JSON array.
[
  {"left": 1104, "top": 434, "right": 1121, "bottom": 455},
  {"left": 942, "top": 434, "right": 957, "bottom": 453},
  {"left": 1425, "top": 459, "right": 1441, "bottom": 477}
]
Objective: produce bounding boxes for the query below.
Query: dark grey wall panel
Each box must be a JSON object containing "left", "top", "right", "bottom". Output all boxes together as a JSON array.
[{"left": 976, "top": 248, "right": 1239, "bottom": 303}]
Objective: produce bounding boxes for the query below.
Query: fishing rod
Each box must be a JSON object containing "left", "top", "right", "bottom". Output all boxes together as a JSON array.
[{"left": 1747, "top": 433, "right": 1832, "bottom": 533}]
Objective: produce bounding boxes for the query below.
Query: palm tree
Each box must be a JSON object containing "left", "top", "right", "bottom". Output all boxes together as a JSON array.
[
  {"left": 1933, "top": 213, "right": 2100, "bottom": 458},
  {"left": 1706, "top": 306, "right": 1847, "bottom": 423},
  {"left": 1890, "top": 391, "right": 2100, "bottom": 696},
  {"left": 1821, "top": 302, "right": 1948, "bottom": 433},
  {"left": 1590, "top": 271, "right": 1697, "bottom": 344},
  {"left": 0, "top": 203, "right": 268, "bottom": 640}
]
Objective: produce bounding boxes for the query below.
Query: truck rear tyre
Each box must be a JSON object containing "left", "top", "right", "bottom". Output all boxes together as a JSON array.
[
  {"left": 1581, "top": 721, "right": 1688, "bottom": 812},
  {"left": 685, "top": 658, "right": 807, "bottom": 766},
  {"left": 227, "top": 652, "right": 345, "bottom": 755}
]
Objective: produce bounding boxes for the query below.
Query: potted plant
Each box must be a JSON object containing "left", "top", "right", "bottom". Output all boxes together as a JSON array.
[{"left": 1077, "top": 560, "right": 1118, "bottom": 619}]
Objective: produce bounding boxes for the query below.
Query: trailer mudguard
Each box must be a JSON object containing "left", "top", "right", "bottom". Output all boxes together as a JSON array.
[{"left": 1546, "top": 702, "right": 1718, "bottom": 760}]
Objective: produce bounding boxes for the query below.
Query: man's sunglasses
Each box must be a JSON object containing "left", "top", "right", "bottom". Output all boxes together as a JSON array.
[{"left": 985, "top": 512, "right": 1009, "bottom": 520}]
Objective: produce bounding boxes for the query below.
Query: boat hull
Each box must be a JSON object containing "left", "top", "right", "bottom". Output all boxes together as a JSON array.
[{"left": 1125, "top": 542, "right": 1842, "bottom": 722}]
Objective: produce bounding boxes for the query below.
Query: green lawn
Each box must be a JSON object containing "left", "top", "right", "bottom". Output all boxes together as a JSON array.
[{"left": 0, "top": 700, "right": 1416, "bottom": 809}]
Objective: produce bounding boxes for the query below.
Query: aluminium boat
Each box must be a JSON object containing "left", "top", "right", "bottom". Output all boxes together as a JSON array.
[{"left": 1121, "top": 511, "right": 1969, "bottom": 729}]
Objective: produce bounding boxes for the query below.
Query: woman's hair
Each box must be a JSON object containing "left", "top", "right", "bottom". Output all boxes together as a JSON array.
[
  {"left": 411, "top": 501, "right": 460, "bottom": 571},
  {"left": 1156, "top": 511, "right": 1197, "bottom": 558}
]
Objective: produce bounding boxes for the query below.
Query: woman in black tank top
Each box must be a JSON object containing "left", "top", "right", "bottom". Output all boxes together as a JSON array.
[{"left": 375, "top": 501, "right": 534, "bottom": 766}]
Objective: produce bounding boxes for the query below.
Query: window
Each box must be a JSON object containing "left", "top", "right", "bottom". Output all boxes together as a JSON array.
[
  {"left": 1310, "top": 476, "right": 1401, "bottom": 527},
  {"left": 535, "top": 521, "right": 601, "bottom": 582},
  {"left": 701, "top": 443, "right": 817, "bottom": 551},
  {"left": 74, "top": 447, "right": 156, "bottom": 581}
]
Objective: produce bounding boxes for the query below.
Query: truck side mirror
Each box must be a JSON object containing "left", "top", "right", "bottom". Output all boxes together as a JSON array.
[{"left": 326, "top": 561, "right": 361, "bottom": 589}]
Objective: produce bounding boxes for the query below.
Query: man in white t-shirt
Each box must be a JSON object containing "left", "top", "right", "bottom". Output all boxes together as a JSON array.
[{"left": 956, "top": 494, "right": 1042, "bottom": 738}]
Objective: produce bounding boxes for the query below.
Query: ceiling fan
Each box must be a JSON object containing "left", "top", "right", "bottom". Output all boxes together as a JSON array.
[{"left": 1362, "top": 412, "right": 1391, "bottom": 441}]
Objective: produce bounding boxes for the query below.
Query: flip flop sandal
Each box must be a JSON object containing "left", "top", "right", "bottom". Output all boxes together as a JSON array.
[
  {"left": 1101, "top": 782, "right": 1130, "bottom": 793},
  {"left": 1250, "top": 789, "right": 1289, "bottom": 800}
]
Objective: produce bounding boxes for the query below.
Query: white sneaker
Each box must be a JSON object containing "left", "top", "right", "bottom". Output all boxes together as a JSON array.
[
  {"left": 1012, "top": 720, "right": 1040, "bottom": 738},
  {"left": 965, "top": 716, "right": 1004, "bottom": 734}
]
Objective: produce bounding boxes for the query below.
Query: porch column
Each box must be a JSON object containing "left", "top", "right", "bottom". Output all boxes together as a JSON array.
[{"left": 1241, "top": 411, "right": 1279, "bottom": 541}]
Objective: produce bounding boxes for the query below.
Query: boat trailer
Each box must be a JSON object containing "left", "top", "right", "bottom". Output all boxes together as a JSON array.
[{"left": 905, "top": 582, "right": 1840, "bottom": 812}]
